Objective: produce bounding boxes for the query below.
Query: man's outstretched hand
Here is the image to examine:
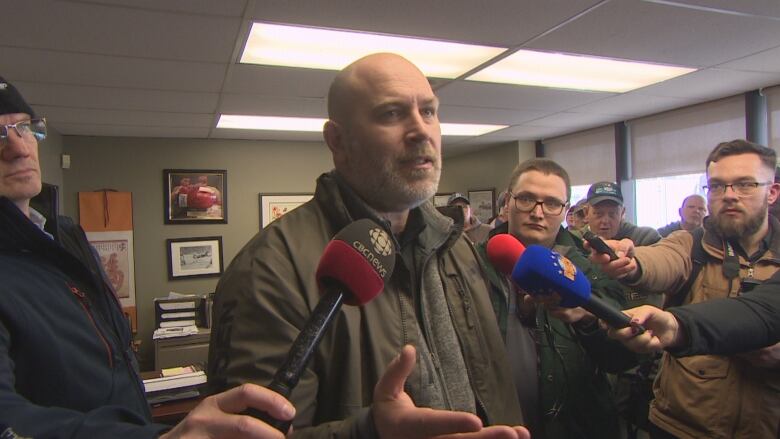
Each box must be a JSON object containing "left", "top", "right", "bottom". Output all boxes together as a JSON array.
[{"left": 372, "top": 345, "right": 531, "bottom": 439}]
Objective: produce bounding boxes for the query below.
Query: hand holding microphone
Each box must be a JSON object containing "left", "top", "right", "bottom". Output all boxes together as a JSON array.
[
  {"left": 245, "top": 219, "right": 396, "bottom": 432},
  {"left": 487, "top": 234, "right": 642, "bottom": 332}
]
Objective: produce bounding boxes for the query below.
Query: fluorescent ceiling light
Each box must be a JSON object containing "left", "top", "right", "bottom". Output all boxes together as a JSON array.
[
  {"left": 467, "top": 50, "right": 696, "bottom": 92},
  {"left": 218, "top": 115, "right": 506, "bottom": 136},
  {"left": 218, "top": 115, "right": 324, "bottom": 132},
  {"left": 441, "top": 123, "right": 507, "bottom": 136},
  {"left": 241, "top": 22, "right": 504, "bottom": 79}
]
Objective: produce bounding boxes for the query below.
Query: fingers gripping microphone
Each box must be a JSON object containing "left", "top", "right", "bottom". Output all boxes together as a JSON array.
[
  {"left": 246, "top": 219, "right": 396, "bottom": 431},
  {"left": 486, "top": 234, "right": 634, "bottom": 330}
]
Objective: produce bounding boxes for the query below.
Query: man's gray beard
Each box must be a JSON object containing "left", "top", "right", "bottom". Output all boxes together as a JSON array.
[
  {"left": 343, "top": 141, "right": 440, "bottom": 213},
  {"left": 363, "top": 166, "right": 440, "bottom": 212},
  {"left": 710, "top": 202, "right": 767, "bottom": 240}
]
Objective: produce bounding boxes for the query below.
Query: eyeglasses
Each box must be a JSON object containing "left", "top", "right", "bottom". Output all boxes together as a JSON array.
[
  {"left": 702, "top": 181, "right": 770, "bottom": 197},
  {"left": 510, "top": 192, "right": 567, "bottom": 215},
  {"left": 0, "top": 118, "right": 47, "bottom": 145}
]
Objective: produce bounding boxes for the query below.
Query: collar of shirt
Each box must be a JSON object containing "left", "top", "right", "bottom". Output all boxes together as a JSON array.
[{"left": 28, "top": 207, "right": 54, "bottom": 240}]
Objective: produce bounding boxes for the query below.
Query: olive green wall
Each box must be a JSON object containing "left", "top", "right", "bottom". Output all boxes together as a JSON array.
[{"left": 59, "top": 135, "right": 525, "bottom": 369}]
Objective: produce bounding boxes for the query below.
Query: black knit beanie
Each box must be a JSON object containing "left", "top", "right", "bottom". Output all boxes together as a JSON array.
[{"left": 0, "top": 76, "right": 36, "bottom": 118}]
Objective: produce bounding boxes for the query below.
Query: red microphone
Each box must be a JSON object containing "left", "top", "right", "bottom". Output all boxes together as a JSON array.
[
  {"left": 486, "top": 233, "right": 526, "bottom": 276},
  {"left": 246, "top": 218, "right": 395, "bottom": 431}
]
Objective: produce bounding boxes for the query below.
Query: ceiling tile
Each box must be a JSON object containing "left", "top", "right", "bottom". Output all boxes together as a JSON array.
[
  {"left": 1, "top": 47, "right": 227, "bottom": 92},
  {"left": 36, "top": 106, "right": 214, "bottom": 128},
  {"left": 437, "top": 80, "right": 612, "bottom": 112},
  {"left": 218, "top": 94, "right": 326, "bottom": 117},
  {"left": 438, "top": 105, "right": 547, "bottom": 125},
  {"left": 52, "top": 123, "right": 211, "bottom": 138},
  {"left": 635, "top": 68, "right": 780, "bottom": 100},
  {"left": 226, "top": 65, "right": 336, "bottom": 98},
  {"left": 1, "top": 0, "right": 241, "bottom": 62},
  {"left": 16, "top": 81, "right": 219, "bottom": 113},
  {"left": 529, "top": 0, "right": 780, "bottom": 67},
  {"left": 525, "top": 111, "right": 620, "bottom": 128}
]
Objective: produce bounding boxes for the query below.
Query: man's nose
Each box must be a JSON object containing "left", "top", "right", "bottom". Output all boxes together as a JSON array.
[{"left": 1, "top": 130, "right": 33, "bottom": 161}]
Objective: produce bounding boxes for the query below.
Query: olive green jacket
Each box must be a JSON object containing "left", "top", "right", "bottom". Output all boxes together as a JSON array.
[
  {"left": 208, "top": 172, "right": 523, "bottom": 438},
  {"left": 477, "top": 224, "right": 636, "bottom": 439}
]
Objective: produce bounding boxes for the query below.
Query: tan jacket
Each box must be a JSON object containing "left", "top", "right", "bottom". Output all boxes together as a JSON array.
[{"left": 631, "top": 222, "right": 780, "bottom": 439}]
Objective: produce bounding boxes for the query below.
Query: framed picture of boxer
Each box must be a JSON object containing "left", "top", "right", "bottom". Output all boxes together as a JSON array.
[
  {"left": 259, "top": 193, "right": 313, "bottom": 229},
  {"left": 164, "top": 169, "right": 227, "bottom": 224}
]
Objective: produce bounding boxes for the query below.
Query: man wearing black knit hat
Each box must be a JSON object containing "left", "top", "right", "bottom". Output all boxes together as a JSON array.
[{"left": 0, "top": 77, "right": 295, "bottom": 439}]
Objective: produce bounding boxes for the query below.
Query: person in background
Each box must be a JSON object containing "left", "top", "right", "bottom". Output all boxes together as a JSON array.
[
  {"left": 586, "top": 181, "right": 661, "bottom": 246},
  {"left": 0, "top": 77, "right": 295, "bottom": 438},
  {"left": 489, "top": 190, "right": 510, "bottom": 228},
  {"left": 590, "top": 139, "right": 780, "bottom": 439},
  {"left": 585, "top": 180, "right": 662, "bottom": 438},
  {"left": 208, "top": 53, "right": 529, "bottom": 439},
  {"left": 656, "top": 194, "right": 707, "bottom": 238},
  {"left": 477, "top": 158, "right": 635, "bottom": 439},
  {"left": 448, "top": 192, "right": 493, "bottom": 243},
  {"left": 566, "top": 198, "right": 588, "bottom": 239}
]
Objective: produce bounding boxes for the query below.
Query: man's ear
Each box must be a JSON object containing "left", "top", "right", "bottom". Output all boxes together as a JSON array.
[
  {"left": 620, "top": 206, "right": 626, "bottom": 220},
  {"left": 768, "top": 182, "right": 780, "bottom": 206},
  {"left": 323, "top": 120, "right": 343, "bottom": 155}
]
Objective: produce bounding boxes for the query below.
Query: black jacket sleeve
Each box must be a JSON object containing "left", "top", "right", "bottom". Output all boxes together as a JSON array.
[
  {"left": 668, "top": 270, "right": 780, "bottom": 357},
  {"left": 0, "top": 319, "right": 169, "bottom": 439}
]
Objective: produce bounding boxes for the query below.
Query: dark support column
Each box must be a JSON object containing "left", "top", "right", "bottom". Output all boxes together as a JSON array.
[
  {"left": 745, "top": 90, "right": 768, "bottom": 146},
  {"left": 614, "top": 122, "right": 637, "bottom": 222},
  {"left": 535, "top": 140, "right": 545, "bottom": 157}
]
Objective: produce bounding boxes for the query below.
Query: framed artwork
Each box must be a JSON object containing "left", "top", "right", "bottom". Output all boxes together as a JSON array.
[
  {"left": 468, "top": 188, "right": 495, "bottom": 223},
  {"left": 164, "top": 169, "right": 227, "bottom": 224},
  {"left": 259, "top": 193, "right": 313, "bottom": 229},
  {"left": 433, "top": 193, "right": 452, "bottom": 207},
  {"left": 166, "top": 236, "right": 224, "bottom": 280},
  {"left": 87, "top": 230, "right": 136, "bottom": 307}
]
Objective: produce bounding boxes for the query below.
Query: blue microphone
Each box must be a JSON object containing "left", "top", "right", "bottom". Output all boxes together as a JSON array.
[{"left": 487, "top": 235, "right": 637, "bottom": 330}]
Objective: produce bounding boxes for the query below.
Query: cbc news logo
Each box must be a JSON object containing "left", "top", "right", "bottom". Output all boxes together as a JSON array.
[{"left": 369, "top": 228, "right": 392, "bottom": 256}]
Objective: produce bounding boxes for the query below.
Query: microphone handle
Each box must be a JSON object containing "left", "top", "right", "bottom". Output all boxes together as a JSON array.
[
  {"left": 582, "top": 294, "right": 644, "bottom": 333},
  {"left": 243, "top": 288, "right": 346, "bottom": 432}
]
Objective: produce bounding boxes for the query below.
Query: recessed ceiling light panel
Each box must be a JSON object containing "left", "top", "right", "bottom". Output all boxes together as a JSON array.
[
  {"left": 467, "top": 49, "right": 696, "bottom": 92},
  {"left": 240, "top": 22, "right": 505, "bottom": 79}
]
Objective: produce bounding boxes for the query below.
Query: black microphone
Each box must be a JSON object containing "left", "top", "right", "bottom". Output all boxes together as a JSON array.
[{"left": 245, "top": 218, "right": 396, "bottom": 432}]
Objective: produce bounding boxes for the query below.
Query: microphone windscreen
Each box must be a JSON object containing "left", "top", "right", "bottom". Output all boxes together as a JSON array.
[
  {"left": 486, "top": 234, "right": 526, "bottom": 276},
  {"left": 511, "top": 244, "right": 591, "bottom": 307},
  {"left": 316, "top": 218, "right": 396, "bottom": 306}
]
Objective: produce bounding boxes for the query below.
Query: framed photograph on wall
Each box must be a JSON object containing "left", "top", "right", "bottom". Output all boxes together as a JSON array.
[
  {"left": 259, "top": 193, "right": 313, "bottom": 229},
  {"left": 166, "top": 236, "right": 224, "bottom": 280},
  {"left": 164, "top": 169, "right": 227, "bottom": 224},
  {"left": 468, "top": 188, "right": 495, "bottom": 223},
  {"left": 433, "top": 193, "right": 452, "bottom": 207}
]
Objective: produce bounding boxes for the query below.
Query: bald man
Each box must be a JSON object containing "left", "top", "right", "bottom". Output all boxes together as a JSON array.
[
  {"left": 208, "top": 53, "right": 528, "bottom": 439},
  {"left": 657, "top": 194, "right": 707, "bottom": 237}
]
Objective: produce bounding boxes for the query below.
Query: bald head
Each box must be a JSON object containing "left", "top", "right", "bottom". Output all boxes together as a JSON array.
[
  {"left": 680, "top": 194, "right": 707, "bottom": 230},
  {"left": 322, "top": 52, "right": 442, "bottom": 216},
  {"left": 327, "top": 53, "right": 432, "bottom": 125}
]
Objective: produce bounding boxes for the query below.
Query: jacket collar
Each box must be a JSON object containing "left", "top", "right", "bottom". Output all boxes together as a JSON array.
[
  {"left": 702, "top": 214, "right": 780, "bottom": 262},
  {"left": 0, "top": 196, "right": 53, "bottom": 252},
  {"left": 314, "top": 171, "right": 460, "bottom": 253}
]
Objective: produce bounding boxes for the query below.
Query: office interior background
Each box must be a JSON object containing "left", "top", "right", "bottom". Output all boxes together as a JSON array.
[{"left": 4, "top": 0, "right": 780, "bottom": 370}]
